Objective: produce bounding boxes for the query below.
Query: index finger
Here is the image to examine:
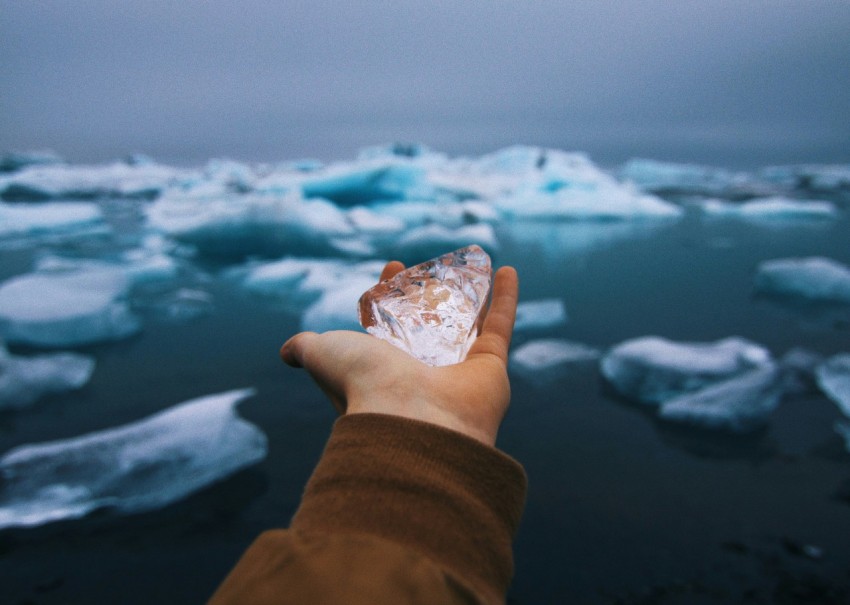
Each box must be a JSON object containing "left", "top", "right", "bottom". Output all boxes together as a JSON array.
[{"left": 467, "top": 266, "right": 518, "bottom": 363}]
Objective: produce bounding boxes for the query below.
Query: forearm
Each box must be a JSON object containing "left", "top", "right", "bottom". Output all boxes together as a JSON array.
[{"left": 209, "top": 414, "right": 527, "bottom": 605}]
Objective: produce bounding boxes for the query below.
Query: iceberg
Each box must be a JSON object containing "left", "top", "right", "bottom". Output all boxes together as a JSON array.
[
  {"left": 301, "top": 162, "right": 433, "bottom": 206},
  {"left": 146, "top": 191, "right": 355, "bottom": 260},
  {"left": 620, "top": 158, "right": 755, "bottom": 197},
  {"left": 0, "top": 201, "right": 105, "bottom": 239},
  {"left": 391, "top": 223, "right": 498, "bottom": 265},
  {"left": 514, "top": 299, "right": 568, "bottom": 331},
  {"left": 698, "top": 197, "right": 837, "bottom": 221},
  {"left": 600, "top": 336, "right": 772, "bottom": 405},
  {"left": 658, "top": 365, "right": 784, "bottom": 433},
  {"left": 510, "top": 339, "right": 600, "bottom": 375},
  {"left": 494, "top": 186, "right": 682, "bottom": 221},
  {"left": 754, "top": 257, "right": 850, "bottom": 303},
  {"left": 0, "top": 160, "right": 189, "bottom": 201},
  {"left": 815, "top": 353, "right": 850, "bottom": 418},
  {"left": 0, "top": 344, "right": 95, "bottom": 411},
  {"left": 0, "top": 388, "right": 266, "bottom": 529},
  {"left": 0, "top": 269, "right": 139, "bottom": 347},
  {"left": 0, "top": 150, "right": 63, "bottom": 173},
  {"left": 760, "top": 164, "right": 850, "bottom": 193}
]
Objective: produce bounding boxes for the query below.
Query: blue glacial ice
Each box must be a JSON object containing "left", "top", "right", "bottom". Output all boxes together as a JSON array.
[
  {"left": 0, "top": 160, "right": 191, "bottom": 201},
  {"left": 620, "top": 158, "right": 759, "bottom": 197},
  {"left": 0, "top": 201, "right": 105, "bottom": 239},
  {"left": 510, "top": 339, "right": 600, "bottom": 377},
  {"left": 0, "top": 246, "right": 178, "bottom": 347},
  {"left": 658, "top": 365, "right": 784, "bottom": 433},
  {"left": 514, "top": 299, "right": 568, "bottom": 331},
  {"left": 301, "top": 162, "right": 433, "bottom": 206},
  {"left": 754, "top": 257, "right": 850, "bottom": 303},
  {"left": 0, "top": 150, "right": 64, "bottom": 173},
  {"left": 0, "top": 343, "right": 95, "bottom": 411},
  {"left": 392, "top": 223, "right": 499, "bottom": 264},
  {"left": 600, "top": 336, "right": 772, "bottom": 405},
  {"left": 816, "top": 354, "right": 850, "bottom": 418},
  {"left": 0, "top": 388, "right": 266, "bottom": 529},
  {"left": 232, "top": 257, "right": 385, "bottom": 332},
  {"left": 146, "top": 191, "right": 358, "bottom": 260},
  {"left": 698, "top": 197, "right": 838, "bottom": 222}
]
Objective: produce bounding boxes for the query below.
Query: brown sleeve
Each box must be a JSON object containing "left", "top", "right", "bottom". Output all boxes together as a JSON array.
[{"left": 208, "top": 413, "right": 527, "bottom": 605}]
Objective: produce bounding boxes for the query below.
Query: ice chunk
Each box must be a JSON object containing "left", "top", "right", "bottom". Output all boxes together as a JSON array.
[
  {"left": 0, "top": 269, "right": 139, "bottom": 347},
  {"left": 146, "top": 191, "right": 354, "bottom": 260},
  {"left": 760, "top": 164, "right": 850, "bottom": 193},
  {"left": 511, "top": 339, "right": 600, "bottom": 374},
  {"left": 301, "top": 162, "right": 433, "bottom": 206},
  {"left": 514, "top": 299, "right": 568, "bottom": 331},
  {"left": 620, "top": 159, "right": 750, "bottom": 197},
  {"left": 359, "top": 245, "right": 491, "bottom": 366},
  {"left": 392, "top": 223, "right": 498, "bottom": 265},
  {"left": 815, "top": 353, "right": 850, "bottom": 418},
  {"left": 0, "top": 201, "right": 105, "bottom": 239},
  {"left": 836, "top": 421, "right": 850, "bottom": 453},
  {"left": 0, "top": 150, "right": 63, "bottom": 173},
  {"left": 0, "top": 344, "right": 95, "bottom": 411},
  {"left": 0, "top": 388, "right": 265, "bottom": 529},
  {"left": 494, "top": 187, "right": 683, "bottom": 221},
  {"left": 1, "top": 160, "right": 188, "bottom": 201},
  {"left": 658, "top": 365, "right": 784, "bottom": 433},
  {"left": 699, "top": 197, "right": 837, "bottom": 221},
  {"left": 754, "top": 257, "right": 850, "bottom": 303},
  {"left": 600, "top": 336, "right": 772, "bottom": 405}
]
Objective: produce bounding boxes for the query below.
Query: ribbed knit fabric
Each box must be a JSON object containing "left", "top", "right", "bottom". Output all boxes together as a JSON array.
[
  {"left": 209, "top": 413, "right": 527, "bottom": 605},
  {"left": 292, "top": 414, "right": 527, "bottom": 603}
]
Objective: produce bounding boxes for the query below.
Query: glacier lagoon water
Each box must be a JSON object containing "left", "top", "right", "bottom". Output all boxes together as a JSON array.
[{"left": 1, "top": 149, "right": 849, "bottom": 603}]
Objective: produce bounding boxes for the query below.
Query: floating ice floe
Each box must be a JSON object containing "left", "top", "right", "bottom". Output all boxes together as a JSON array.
[
  {"left": 300, "top": 161, "right": 434, "bottom": 206},
  {"left": 391, "top": 223, "right": 499, "bottom": 264},
  {"left": 816, "top": 354, "right": 850, "bottom": 418},
  {"left": 0, "top": 201, "right": 105, "bottom": 239},
  {"left": 146, "top": 191, "right": 357, "bottom": 260},
  {"left": 0, "top": 246, "right": 178, "bottom": 347},
  {"left": 232, "top": 256, "right": 385, "bottom": 332},
  {"left": 511, "top": 339, "right": 600, "bottom": 377},
  {"left": 0, "top": 150, "right": 64, "bottom": 173},
  {"left": 0, "top": 159, "right": 191, "bottom": 201},
  {"left": 0, "top": 343, "right": 95, "bottom": 411},
  {"left": 600, "top": 336, "right": 772, "bottom": 405},
  {"left": 494, "top": 186, "right": 682, "bottom": 221},
  {"left": 754, "top": 257, "right": 850, "bottom": 303},
  {"left": 514, "top": 299, "right": 568, "bottom": 331},
  {"left": 620, "top": 158, "right": 757, "bottom": 197},
  {"left": 698, "top": 197, "right": 838, "bottom": 221},
  {"left": 760, "top": 164, "right": 850, "bottom": 193},
  {"left": 0, "top": 388, "right": 266, "bottom": 529},
  {"left": 658, "top": 365, "right": 784, "bottom": 433}
]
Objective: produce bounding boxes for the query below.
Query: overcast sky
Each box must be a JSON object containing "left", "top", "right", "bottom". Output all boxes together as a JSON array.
[{"left": 2, "top": 1, "right": 849, "bottom": 167}]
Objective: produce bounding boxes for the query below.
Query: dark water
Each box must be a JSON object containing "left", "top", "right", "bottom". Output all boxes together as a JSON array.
[{"left": 2, "top": 208, "right": 850, "bottom": 603}]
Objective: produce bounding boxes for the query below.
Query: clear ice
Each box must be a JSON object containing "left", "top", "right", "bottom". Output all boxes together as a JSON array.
[{"left": 358, "top": 245, "right": 492, "bottom": 366}]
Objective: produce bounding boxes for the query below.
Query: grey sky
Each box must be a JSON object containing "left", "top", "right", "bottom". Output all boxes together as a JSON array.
[{"left": 2, "top": 1, "right": 849, "bottom": 167}]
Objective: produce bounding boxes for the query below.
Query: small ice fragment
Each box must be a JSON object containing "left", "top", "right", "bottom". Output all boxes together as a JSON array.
[
  {"left": 510, "top": 339, "right": 599, "bottom": 373},
  {"left": 358, "top": 245, "right": 492, "bottom": 366},
  {"left": 815, "top": 353, "right": 850, "bottom": 418},
  {"left": 754, "top": 257, "right": 850, "bottom": 303},
  {"left": 0, "top": 344, "right": 95, "bottom": 411},
  {"left": 514, "top": 299, "right": 568, "bottom": 331}
]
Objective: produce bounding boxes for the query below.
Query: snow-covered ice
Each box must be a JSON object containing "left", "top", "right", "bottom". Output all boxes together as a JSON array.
[
  {"left": 658, "top": 365, "right": 784, "bottom": 433},
  {"left": 0, "top": 160, "right": 190, "bottom": 201},
  {"left": 754, "top": 257, "right": 850, "bottom": 303},
  {"left": 600, "top": 336, "right": 772, "bottom": 405},
  {"left": 514, "top": 299, "right": 568, "bottom": 331},
  {"left": 511, "top": 339, "right": 600, "bottom": 375},
  {"left": 0, "top": 388, "right": 266, "bottom": 529},
  {"left": 698, "top": 197, "right": 838, "bottom": 221},
  {"left": 0, "top": 269, "right": 139, "bottom": 347},
  {"left": 815, "top": 353, "right": 850, "bottom": 418},
  {"left": 0, "top": 344, "right": 95, "bottom": 411},
  {"left": 0, "top": 201, "right": 105, "bottom": 239}
]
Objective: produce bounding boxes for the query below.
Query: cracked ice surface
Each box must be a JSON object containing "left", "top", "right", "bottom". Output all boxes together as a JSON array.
[{"left": 358, "top": 245, "right": 492, "bottom": 366}]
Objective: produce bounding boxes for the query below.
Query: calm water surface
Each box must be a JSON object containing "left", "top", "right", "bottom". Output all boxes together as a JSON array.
[{"left": 2, "top": 208, "right": 849, "bottom": 603}]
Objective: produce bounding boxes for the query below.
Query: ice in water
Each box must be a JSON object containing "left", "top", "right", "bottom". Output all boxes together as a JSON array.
[{"left": 358, "top": 245, "right": 492, "bottom": 366}]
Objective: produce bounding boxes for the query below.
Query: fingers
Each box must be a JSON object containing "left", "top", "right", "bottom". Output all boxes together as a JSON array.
[
  {"left": 379, "top": 260, "right": 405, "bottom": 282},
  {"left": 468, "top": 266, "right": 518, "bottom": 363},
  {"left": 279, "top": 331, "right": 318, "bottom": 368}
]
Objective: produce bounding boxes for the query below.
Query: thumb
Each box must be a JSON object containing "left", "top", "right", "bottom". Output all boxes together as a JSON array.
[{"left": 279, "top": 331, "right": 319, "bottom": 368}]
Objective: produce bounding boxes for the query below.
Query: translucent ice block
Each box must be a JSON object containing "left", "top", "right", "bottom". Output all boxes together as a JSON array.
[{"left": 358, "top": 245, "right": 492, "bottom": 366}]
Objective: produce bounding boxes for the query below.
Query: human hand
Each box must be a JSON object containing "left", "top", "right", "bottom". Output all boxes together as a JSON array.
[{"left": 280, "top": 261, "right": 519, "bottom": 446}]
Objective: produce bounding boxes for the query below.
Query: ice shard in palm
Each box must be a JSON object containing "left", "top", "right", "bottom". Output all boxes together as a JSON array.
[{"left": 358, "top": 245, "right": 492, "bottom": 366}]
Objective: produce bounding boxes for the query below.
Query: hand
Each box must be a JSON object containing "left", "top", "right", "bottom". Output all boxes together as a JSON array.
[{"left": 280, "top": 261, "right": 519, "bottom": 446}]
